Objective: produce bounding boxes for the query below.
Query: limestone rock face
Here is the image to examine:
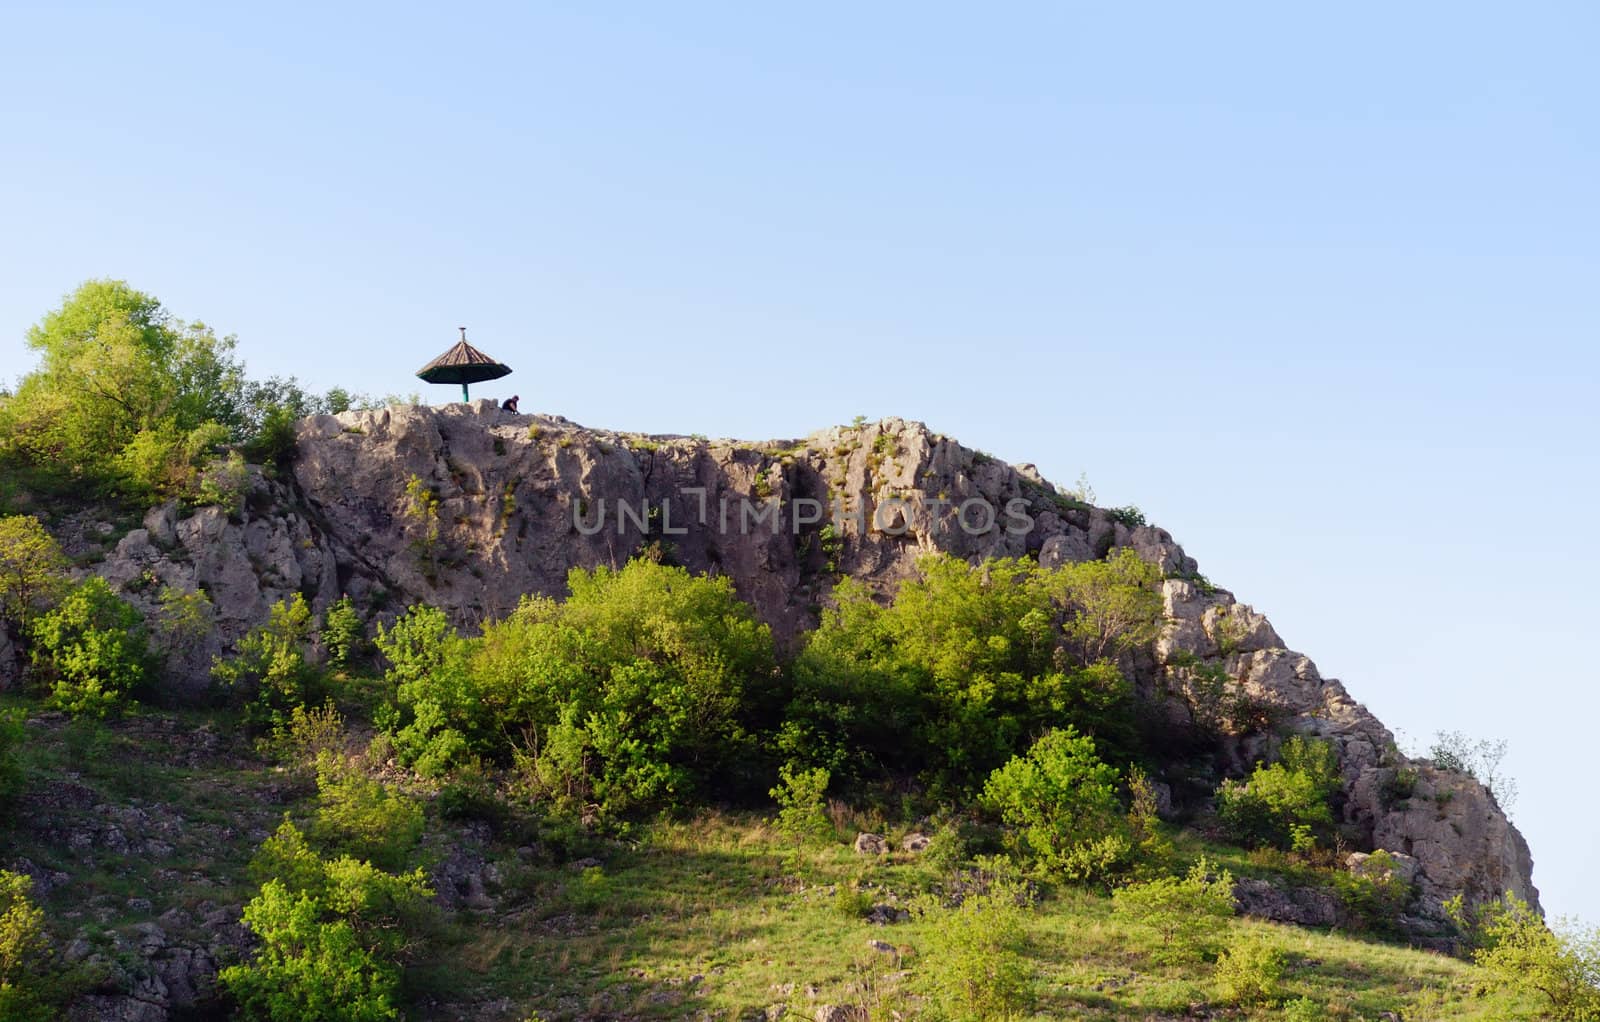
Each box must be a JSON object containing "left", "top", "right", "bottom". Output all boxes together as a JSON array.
[
  {"left": 97, "top": 473, "right": 341, "bottom": 697},
  {"left": 1157, "top": 578, "right": 1540, "bottom": 917},
  {"left": 83, "top": 403, "right": 1537, "bottom": 919}
]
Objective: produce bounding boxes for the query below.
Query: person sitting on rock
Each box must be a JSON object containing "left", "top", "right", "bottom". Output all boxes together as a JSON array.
[{"left": 501, "top": 395, "right": 520, "bottom": 412}]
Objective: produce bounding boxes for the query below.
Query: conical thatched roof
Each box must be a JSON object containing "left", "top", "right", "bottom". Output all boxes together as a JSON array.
[{"left": 416, "top": 327, "right": 512, "bottom": 386}]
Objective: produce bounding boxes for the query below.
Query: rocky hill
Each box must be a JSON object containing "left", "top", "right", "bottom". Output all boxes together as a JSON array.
[{"left": 93, "top": 400, "right": 1537, "bottom": 926}]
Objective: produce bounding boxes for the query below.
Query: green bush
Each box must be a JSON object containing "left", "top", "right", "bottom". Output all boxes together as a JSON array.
[
  {"left": 385, "top": 560, "right": 780, "bottom": 816},
  {"left": 374, "top": 604, "right": 477, "bottom": 778},
  {"left": 1215, "top": 736, "right": 1340, "bottom": 850},
  {"left": 1335, "top": 849, "right": 1414, "bottom": 932},
  {"left": 155, "top": 585, "right": 214, "bottom": 659},
  {"left": 981, "top": 727, "right": 1130, "bottom": 883},
  {"left": 311, "top": 753, "right": 424, "bottom": 871},
  {"left": 1469, "top": 892, "right": 1600, "bottom": 1020},
  {"left": 0, "top": 869, "right": 52, "bottom": 1021},
  {"left": 781, "top": 550, "right": 1159, "bottom": 796},
  {"left": 192, "top": 451, "right": 249, "bottom": 511},
  {"left": 243, "top": 404, "right": 300, "bottom": 468},
  {"left": 0, "top": 515, "right": 68, "bottom": 640},
  {"left": 321, "top": 596, "right": 366, "bottom": 669},
  {"left": 917, "top": 876, "right": 1034, "bottom": 1021},
  {"left": 1111, "top": 856, "right": 1236, "bottom": 962},
  {"left": 29, "top": 576, "right": 150, "bottom": 717},
  {"left": 232, "top": 816, "right": 432, "bottom": 1022},
  {"left": 832, "top": 880, "right": 873, "bottom": 919},
  {"left": 1212, "top": 933, "right": 1284, "bottom": 1005},
  {"left": 213, "top": 595, "right": 319, "bottom": 729}
]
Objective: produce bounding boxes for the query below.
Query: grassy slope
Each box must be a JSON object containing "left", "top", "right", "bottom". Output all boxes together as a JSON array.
[{"left": 0, "top": 698, "right": 1542, "bottom": 1021}]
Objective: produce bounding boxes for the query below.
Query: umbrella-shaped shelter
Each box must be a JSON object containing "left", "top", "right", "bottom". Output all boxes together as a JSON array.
[{"left": 416, "top": 328, "right": 512, "bottom": 402}]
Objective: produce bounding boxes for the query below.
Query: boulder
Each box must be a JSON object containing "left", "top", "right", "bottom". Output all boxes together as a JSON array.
[
  {"left": 853, "top": 833, "right": 887, "bottom": 856},
  {"left": 899, "top": 832, "right": 931, "bottom": 852},
  {"left": 1232, "top": 877, "right": 1342, "bottom": 928}
]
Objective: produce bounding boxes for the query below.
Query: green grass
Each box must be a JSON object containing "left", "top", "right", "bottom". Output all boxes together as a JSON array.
[{"left": 0, "top": 699, "right": 1547, "bottom": 1020}]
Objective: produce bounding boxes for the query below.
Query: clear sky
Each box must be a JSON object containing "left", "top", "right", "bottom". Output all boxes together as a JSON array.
[{"left": 3, "top": 3, "right": 1596, "bottom": 920}]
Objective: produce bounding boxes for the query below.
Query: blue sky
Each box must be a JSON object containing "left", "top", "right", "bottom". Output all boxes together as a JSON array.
[{"left": 3, "top": 3, "right": 1596, "bottom": 920}]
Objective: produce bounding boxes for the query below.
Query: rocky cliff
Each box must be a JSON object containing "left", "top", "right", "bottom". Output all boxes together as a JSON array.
[{"left": 96, "top": 400, "right": 1538, "bottom": 921}]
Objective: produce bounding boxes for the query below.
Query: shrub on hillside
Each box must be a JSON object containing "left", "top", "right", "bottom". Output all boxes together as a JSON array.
[
  {"left": 1465, "top": 892, "right": 1600, "bottom": 1020},
  {"left": 981, "top": 727, "right": 1130, "bottom": 883},
  {"left": 1112, "top": 856, "right": 1236, "bottom": 962},
  {"left": 1334, "top": 849, "right": 1414, "bottom": 932},
  {"left": 213, "top": 594, "right": 319, "bottom": 729},
  {"left": 917, "top": 876, "right": 1034, "bottom": 1022},
  {"left": 781, "top": 550, "right": 1159, "bottom": 797},
  {"left": 321, "top": 596, "right": 366, "bottom": 670},
  {"left": 311, "top": 752, "right": 424, "bottom": 871},
  {"left": 29, "top": 577, "right": 151, "bottom": 717},
  {"left": 382, "top": 559, "right": 780, "bottom": 815},
  {"left": 0, "top": 515, "right": 68, "bottom": 640},
  {"left": 1215, "top": 736, "right": 1340, "bottom": 851},
  {"left": 1212, "top": 933, "right": 1284, "bottom": 1006},
  {"left": 0, "top": 710, "right": 24, "bottom": 802},
  {"left": 770, "top": 764, "right": 833, "bottom": 844},
  {"left": 0, "top": 869, "right": 52, "bottom": 1022},
  {"left": 225, "top": 821, "right": 432, "bottom": 1022}
]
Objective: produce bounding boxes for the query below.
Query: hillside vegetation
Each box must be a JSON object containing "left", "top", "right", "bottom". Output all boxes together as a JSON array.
[{"left": 0, "top": 281, "right": 1593, "bottom": 1021}]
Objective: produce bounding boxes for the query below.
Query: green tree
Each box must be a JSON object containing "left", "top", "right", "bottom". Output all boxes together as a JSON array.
[
  {"left": 1470, "top": 893, "right": 1600, "bottom": 1020},
  {"left": 0, "top": 280, "right": 245, "bottom": 487},
  {"left": 981, "top": 727, "right": 1130, "bottom": 882},
  {"left": 0, "top": 516, "right": 68, "bottom": 640},
  {"left": 1038, "top": 547, "right": 1164, "bottom": 663},
  {"left": 769, "top": 764, "right": 833, "bottom": 844}
]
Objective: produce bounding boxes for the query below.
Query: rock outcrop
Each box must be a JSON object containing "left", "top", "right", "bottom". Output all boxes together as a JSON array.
[{"left": 91, "top": 402, "right": 1537, "bottom": 919}]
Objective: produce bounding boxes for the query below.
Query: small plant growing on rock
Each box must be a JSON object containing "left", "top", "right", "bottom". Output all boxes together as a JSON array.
[
  {"left": 1428, "top": 730, "right": 1519, "bottom": 813},
  {"left": 401, "top": 473, "right": 443, "bottom": 578},
  {"left": 155, "top": 584, "right": 214, "bottom": 659},
  {"left": 1107, "top": 505, "right": 1147, "bottom": 528}
]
